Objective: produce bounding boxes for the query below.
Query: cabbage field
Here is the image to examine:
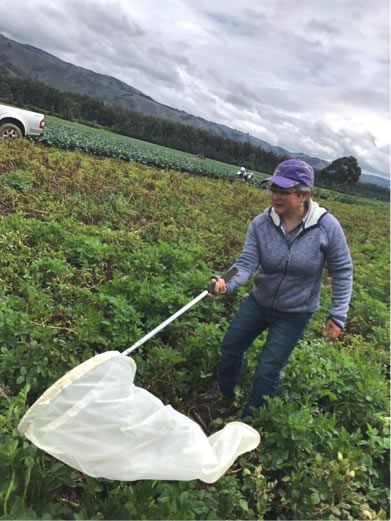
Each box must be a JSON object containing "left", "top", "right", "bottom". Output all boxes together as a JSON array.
[
  {"left": 40, "top": 117, "right": 268, "bottom": 184},
  {"left": 0, "top": 138, "right": 389, "bottom": 520}
]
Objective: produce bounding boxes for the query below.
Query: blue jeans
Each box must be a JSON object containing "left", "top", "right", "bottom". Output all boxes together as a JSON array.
[{"left": 218, "top": 292, "right": 312, "bottom": 415}]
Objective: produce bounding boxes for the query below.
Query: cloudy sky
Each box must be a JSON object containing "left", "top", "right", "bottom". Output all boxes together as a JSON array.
[{"left": 1, "top": 0, "right": 390, "bottom": 175}]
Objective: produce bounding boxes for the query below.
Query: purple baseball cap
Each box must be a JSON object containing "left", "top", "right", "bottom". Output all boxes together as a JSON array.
[{"left": 265, "top": 159, "right": 314, "bottom": 189}]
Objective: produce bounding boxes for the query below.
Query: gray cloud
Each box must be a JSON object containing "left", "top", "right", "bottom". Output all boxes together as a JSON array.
[
  {"left": 67, "top": 0, "right": 145, "bottom": 39},
  {"left": 306, "top": 19, "right": 341, "bottom": 36},
  {"left": 205, "top": 10, "right": 262, "bottom": 39}
]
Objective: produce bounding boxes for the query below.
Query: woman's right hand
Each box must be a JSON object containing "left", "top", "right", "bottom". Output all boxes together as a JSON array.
[{"left": 208, "top": 277, "right": 227, "bottom": 296}]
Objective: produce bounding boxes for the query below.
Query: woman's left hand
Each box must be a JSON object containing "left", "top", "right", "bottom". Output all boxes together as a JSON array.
[{"left": 323, "top": 319, "right": 342, "bottom": 342}]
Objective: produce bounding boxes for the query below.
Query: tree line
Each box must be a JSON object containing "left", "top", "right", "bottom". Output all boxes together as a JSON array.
[
  {"left": 0, "top": 74, "right": 388, "bottom": 199},
  {"left": 0, "top": 75, "right": 286, "bottom": 174}
]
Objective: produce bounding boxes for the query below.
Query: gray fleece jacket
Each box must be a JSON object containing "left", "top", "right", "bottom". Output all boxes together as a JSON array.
[{"left": 226, "top": 200, "right": 353, "bottom": 328}]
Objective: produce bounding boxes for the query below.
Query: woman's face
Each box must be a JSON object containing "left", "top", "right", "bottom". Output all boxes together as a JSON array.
[{"left": 268, "top": 185, "right": 308, "bottom": 216}]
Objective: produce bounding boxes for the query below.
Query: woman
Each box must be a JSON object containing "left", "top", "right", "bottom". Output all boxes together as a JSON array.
[{"left": 209, "top": 159, "right": 353, "bottom": 418}]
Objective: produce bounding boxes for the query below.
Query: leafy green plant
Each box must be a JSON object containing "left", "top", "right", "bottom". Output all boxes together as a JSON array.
[
  {"left": 0, "top": 170, "right": 33, "bottom": 193},
  {"left": 0, "top": 138, "right": 388, "bottom": 519}
]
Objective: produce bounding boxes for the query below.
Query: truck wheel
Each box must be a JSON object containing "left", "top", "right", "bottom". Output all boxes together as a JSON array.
[{"left": 0, "top": 123, "right": 23, "bottom": 139}]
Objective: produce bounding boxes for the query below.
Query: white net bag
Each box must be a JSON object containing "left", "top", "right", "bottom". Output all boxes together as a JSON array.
[{"left": 18, "top": 351, "right": 260, "bottom": 483}]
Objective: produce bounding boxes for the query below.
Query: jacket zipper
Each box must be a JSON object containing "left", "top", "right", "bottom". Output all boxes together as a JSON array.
[
  {"left": 271, "top": 243, "right": 292, "bottom": 309},
  {"left": 267, "top": 210, "right": 328, "bottom": 310},
  {"left": 270, "top": 225, "right": 303, "bottom": 309}
]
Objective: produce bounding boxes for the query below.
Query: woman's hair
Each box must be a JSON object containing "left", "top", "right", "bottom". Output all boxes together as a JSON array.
[{"left": 296, "top": 183, "right": 313, "bottom": 194}]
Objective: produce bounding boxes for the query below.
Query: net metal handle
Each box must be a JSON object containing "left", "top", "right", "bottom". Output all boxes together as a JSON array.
[{"left": 123, "top": 267, "right": 238, "bottom": 356}]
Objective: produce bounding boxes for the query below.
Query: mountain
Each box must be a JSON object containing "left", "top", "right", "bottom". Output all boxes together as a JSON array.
[
  {"left": 0, "top": 34, "right": 331, "bottom": 169},
  {"left": 359, "top": 172, "right": 389, "bottom": 188},
  {"left": 1, "top": 34, "right": 293, "bottom": 152},
  {"left": 0, "top": 33, "right": 377, "bottom": 176}
]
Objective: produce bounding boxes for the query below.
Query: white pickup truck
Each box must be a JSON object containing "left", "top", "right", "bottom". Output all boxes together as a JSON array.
[{"left": 0, "top": 103, "right": 45, "bottom": 138}]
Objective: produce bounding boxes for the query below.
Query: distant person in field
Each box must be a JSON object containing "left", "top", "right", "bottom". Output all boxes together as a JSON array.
[
  {"left": 205, "top": 159, "right": 353, "bottom": 418},
  {"left": 237, "top": 166, "right": 246, "bottom": 178},
  {"left": 236, "top": 167, "right": 254, "bottom": 182}
]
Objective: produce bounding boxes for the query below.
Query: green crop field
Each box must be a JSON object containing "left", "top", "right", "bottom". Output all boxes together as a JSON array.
[
  {"left": 39, "top": 118, "right": 386, "bottom": 206},
  {"left": 40, "top": 116, "right": 269, "bottom": 183},
  {"left": 0, "top": 138, "right": 389, "bottom": 520}
]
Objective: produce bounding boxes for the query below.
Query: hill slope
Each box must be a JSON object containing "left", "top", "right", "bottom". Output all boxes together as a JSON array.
[
  {"left": 0, "top": 33, "right": 329, "bottom": 168},
  {"left": 360, "top": 172, "right": 389, "bottom": 188}
]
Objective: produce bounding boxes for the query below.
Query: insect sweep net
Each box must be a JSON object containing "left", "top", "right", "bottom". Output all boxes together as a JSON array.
[{"left": 18, "top": 351, "right": 260, "bottom": 483}]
